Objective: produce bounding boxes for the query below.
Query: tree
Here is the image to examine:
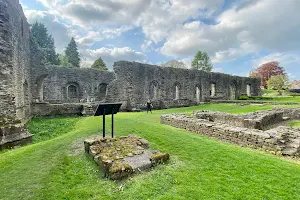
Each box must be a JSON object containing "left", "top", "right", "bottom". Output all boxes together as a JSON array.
[
  {"left": 65, "top": 37, "right": 80, "bottom": 68},
  {"left": 58, "top": 54, "right": 73, "bottom": 68},
  {"left": 161, "top": 60, "right": 187, "bottom": 69},
  {"left": 91, "top": 57, "right": 108, "bottom": 71},
  {"left": 267, "top": 75, "right": 288, "bottom": 95},
  {"left": 250, "top": 61, "right": 285, "bottom": 88},
  {"left": 30, "top": 22, "right": 59, "bottom": 65},
  {"left": 191, "top": 51, "right": 213, "bottom": 72}
]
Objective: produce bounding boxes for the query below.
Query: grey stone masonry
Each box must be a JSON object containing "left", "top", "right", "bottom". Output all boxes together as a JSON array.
[
  {"left": 0, "top": 0, "right": 32, "bottom": 149},
  {"left": 194, "top": 110, "right": 284, "bottom": 130},
  {"left": 161, "top": 110, "right": 300, "bottom": 157}
]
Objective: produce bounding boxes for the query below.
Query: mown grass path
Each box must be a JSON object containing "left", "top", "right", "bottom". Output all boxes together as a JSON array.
[{"left": 1, "top": 104, "right": 300, "bottom": 200}]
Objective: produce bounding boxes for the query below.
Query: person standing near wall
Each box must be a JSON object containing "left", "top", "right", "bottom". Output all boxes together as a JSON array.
[{"left": 146, "top": 99, "right": 153, "bottom": 113}]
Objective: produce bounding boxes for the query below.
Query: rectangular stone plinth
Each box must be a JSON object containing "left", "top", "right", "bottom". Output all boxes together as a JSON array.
[
  {"left": 84, "top": 135, "right": 169, "bottom": 180},
  {"left": 0, "top": 124, "right": 32, "bottom": 150}
]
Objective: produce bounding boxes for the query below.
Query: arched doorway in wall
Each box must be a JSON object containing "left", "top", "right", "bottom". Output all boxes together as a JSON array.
[
  {"left": 230, "top": 81, "right": 238, "bottom": 100},
  {"left": 67, "top": 83, "right": 79, "bottom": 99},
  {"left": 98, "top": 83, "right": 108, "bottom": 101},
  {"left": 149, "top": 81, "right": 159, "bottom": 100},
  {"left": 36, "top": 75, "right": 47, "bottom": 102}
]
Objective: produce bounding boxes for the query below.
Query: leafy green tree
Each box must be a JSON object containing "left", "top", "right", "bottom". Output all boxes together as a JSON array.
[
  {"left": 30, "top": 22, "right": 59, "bottom": 65},
  {"left": 65, "top": 37, "right": 80, "bottom": 68},
  {"left": 191, "top": 51, "right": 213, "bottom": 72},
  {"left": 91, "top": 57, "right": 108, "bottom": 71},
  {"left": 267, "top": 75, "right": 289, "bottom": 95},
  {"left": 58, "top": 54, "right": 73, "bottom": 68}
]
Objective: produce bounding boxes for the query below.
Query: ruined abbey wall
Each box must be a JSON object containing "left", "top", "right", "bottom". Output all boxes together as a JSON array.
[
  {"left": 0, "top": 0, "right": 31, "bottom": 124},
  {"left": 107, "top": 61, "right": 261, "bottom": 110},
  {"left": 0, "top": 0, "right": 32, "bottom": 149},
  {"left": 41, "top": 66, "right": 115, "bottom": 103},
  {"left": 39, "top": 61, "right": 260, "bottom": 111}
]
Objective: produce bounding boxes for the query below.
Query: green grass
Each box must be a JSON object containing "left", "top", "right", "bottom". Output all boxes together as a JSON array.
[
  {"left": 28, "top": 116, "right": 81, "bottom": 143},
  {"left": 290, "top": 121, "right": 300, "bottom": 127},
  {"left": 1, "top": 104, "right": 300, "bottom": 200}
]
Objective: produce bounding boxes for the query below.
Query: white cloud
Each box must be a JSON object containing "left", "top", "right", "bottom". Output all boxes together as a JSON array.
[
  {"left": 161, "top": 0, "right": 300, "bottom": 62},
  {"left": 137, "top": 0, "right": 223, "bottom": 43},
  {"left": 81, "top": 47, "right": 147, "bottom": 69},
  {"left": 252, "top": 52, "right": 300, "bottom": 68}
]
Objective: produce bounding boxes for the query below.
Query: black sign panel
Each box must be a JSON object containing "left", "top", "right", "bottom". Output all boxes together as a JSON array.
[
  {"left": 94, "top": 103, "right": 122, "bottom": 138},
  {"left": 94, "top": 103, "right": 122, "bottom": 116}
]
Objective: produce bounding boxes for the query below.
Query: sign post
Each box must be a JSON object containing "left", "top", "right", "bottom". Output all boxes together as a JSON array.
[{"left": 94, "top": 103, "right": 122, "bottom": 138}]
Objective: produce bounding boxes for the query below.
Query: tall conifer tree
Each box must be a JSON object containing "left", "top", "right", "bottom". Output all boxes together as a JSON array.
[
  {"left": 65, "top": 37, "right": 80, "bottom": 68},
  {"left": 30, "top": 22, "right": 59, "bottom": 65}
]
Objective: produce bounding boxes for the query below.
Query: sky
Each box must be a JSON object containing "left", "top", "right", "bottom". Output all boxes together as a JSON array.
[{"left": 20, "top": 0, "right": 300, "bottom": 80}]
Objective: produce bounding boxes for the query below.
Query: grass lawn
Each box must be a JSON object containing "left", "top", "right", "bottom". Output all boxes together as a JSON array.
[
  {"left": 1, "top": 104, "right": 300, "bottom": 200},
  {"left": 266, "top": 96, "right": 300, "bottom": 103},
  {"left": 290, "top": 121, "right": 300, "bottom": 127}
]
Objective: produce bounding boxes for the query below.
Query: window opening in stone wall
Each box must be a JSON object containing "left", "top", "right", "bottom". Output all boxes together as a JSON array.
[
  {"left": 211, "top": 83, "right": 216, "bottom": 97},
  {"left": 67, "top": 85, "right": 78, "bottom": 99},
  {"left": 196, "top": 86, "right": 201, "bottom": 103},
  {"left": 175, "top": 84, "right": 180, "bottom": 100},
  {"left": 230, "top": 82, "right": 237, "bottom": 100},
  {"left": 98, "top": 83, "right": 108, "bottom": 101},
  {"left": 247, "top": 84, "right": 251, "bottom": 96}
]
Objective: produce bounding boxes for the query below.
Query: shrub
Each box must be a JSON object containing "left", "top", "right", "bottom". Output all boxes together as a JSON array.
[{"left": 238, "top": 95, "right": 250, "bottom": 100}]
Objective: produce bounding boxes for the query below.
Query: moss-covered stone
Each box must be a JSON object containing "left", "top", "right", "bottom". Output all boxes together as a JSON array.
[
  {"left": 109, "top": 163, "right": 133, "bottom": 180},
  {"left": 150, "top": 152, "right": 170, "bottom": 164}
]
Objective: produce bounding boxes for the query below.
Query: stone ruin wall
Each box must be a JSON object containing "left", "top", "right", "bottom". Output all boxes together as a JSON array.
[
  {"left": 37, "top": 61, "right": 261, "bottom": 113},
  {"left": 161, "top": 109, "right": 300, "bottom": 157},
  {"left": 108, "top": 61, "right": 261, "bottom": 110},
  {"left": 194, "top": 110, "right": 284, "bottom": 130},
  {"left": 0, "top": 0, "right": 32, "bottom": 149},
  {"left": 40, "top": 61, "right": 260, "bottom": 111},
  {"left": 0, "top": 0, "right": 31, "bottom": 124},
  {"left": 42, "top": 66, "right": 115, "bottom": 103}
]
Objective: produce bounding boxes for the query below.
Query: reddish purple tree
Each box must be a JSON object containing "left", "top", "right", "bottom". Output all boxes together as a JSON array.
[{"left": 249, "top": 61, "right": 285, "bottom": 88}]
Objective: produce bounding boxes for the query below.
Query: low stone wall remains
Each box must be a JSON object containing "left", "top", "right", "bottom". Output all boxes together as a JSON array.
[
  {"left": 161, "top": 112, "right": 300, "bottom": 157},
  {"left": 32, "top": 103, "right": 99, "bottom": 116},
  {"left": 194, "top": 110, "right": 284, "bottom": 130}
]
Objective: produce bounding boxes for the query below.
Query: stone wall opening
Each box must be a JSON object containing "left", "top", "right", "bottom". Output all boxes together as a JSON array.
[
  {"left": 98, "top": 83, "right": 108, "bottom": 101},
  {"left": 67, "top": 84, "right": 79, "bottom": 99},
  {"left": 230, "top": 81, "right": 237, "bottom": 100},
  {"left": 211, "top": 83, "right": 216, "bottom": 97},
  {"left": 174, "top": 83, "right": 180, "bottom": 100},
  {"left": 150, "top": 81, "right": 159, "bottom": 100},
  {"left": 36, "top": 75, "right": 47, "bottom": 102},
  {"left": 247, "top": 84, "right": 251, "bottom": 96},
  {"left": 196, "top": 86, "right": 201, "bottom": 103}
]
